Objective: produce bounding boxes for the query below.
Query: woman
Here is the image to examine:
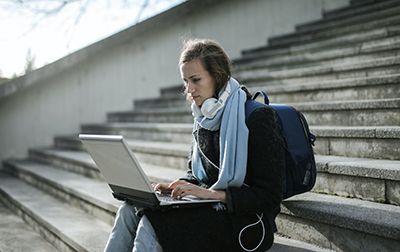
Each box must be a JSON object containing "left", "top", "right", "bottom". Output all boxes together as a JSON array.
[{"left": 104, "top": 39, "right": 285, "bottom": 252}]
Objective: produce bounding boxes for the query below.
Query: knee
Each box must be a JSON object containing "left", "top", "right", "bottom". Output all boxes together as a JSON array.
[{"left": 116, "top": 202, "right": 139, "bottom": 223}]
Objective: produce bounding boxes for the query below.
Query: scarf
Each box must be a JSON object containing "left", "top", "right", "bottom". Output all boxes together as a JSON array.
[{"left": 192, "top": 77, "right": 248, "bottom": 190}]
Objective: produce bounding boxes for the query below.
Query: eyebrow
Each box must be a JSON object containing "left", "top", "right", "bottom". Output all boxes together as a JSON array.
[{"left": 182, "top": 74, "right": 201, "bottom": 81}]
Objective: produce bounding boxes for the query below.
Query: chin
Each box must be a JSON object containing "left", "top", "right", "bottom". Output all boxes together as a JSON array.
[{"left": 195, "top": 101, "right": 204, "bottom": 107}]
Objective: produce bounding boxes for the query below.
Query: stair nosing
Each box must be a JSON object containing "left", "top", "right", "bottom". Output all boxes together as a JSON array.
[
  {"left": 0, "top": 173, "right": 112, "bottom": 252},
  {"left": 269, "top": 5, "right": 400, "bottom": 44},
  {"left": 281, "top": 192, "right": 400, "bottom": 241},
  {"left": 295, "top": 0, "right": 400, "bottom": 32},
  {"left": 237, "top": 55, "right": 400, "bottom": 83},
  {"left": 310, "top": 125, "right": 400, "bottom": 139}
]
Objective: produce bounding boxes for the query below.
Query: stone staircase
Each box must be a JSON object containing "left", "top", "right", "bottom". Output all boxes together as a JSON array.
[{"left": 1, "top": 0, "right": 400, "bottom": 251}]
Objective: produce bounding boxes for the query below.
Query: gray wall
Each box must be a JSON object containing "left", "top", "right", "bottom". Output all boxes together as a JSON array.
[{"left": 0, "top": 0, "right": 348, "bottom": 162}]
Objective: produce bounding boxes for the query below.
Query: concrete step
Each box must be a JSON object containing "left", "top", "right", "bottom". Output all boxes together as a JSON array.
[
  {"left": 315, "top": 155, "right": 400, "bottom": 205},
  {"left": 0, "top": 172, "right": 112, "bottom": 252},
  {"left": 127, "top": 139, "right": 190, "bottom": 170},
  {"left": 246, "top": 74, "right": 400, "bottom": 103},
  {"left": 237, "top": 32, "right": 400, "bottom": 75},
  {"left": 41, "top": 136, "right": 400, "bottom": 204},
  {"left": 81, "top": 121, "right": 400, "bottom": 160},
  {"left": 131, "top": 84, "right": 185, "bottom": 110},
  {"left": 239, "top": 25, "right": 400, "bottom": 64},
  {"left": 2, "top": 157, "right": 398, "bottom": 252},
  {"left": 145, "top": 44, "right": 400, "bottom": 112},
  {"left": 115, "top": 96, "right": 400, "bottom": 128},
  {"left": 55, "top": 135, "right": 191, "bottom": 167},
  {"left": 266, "top": 2, "right": 400, "bottom": 48},
  {"left": 80, "top": 122, "right": 193, "bottom": 144},
  {"left": 127, "top": 74, "right": 400, "bottom": 114},
  {"left": 2, "top": 158, "right": 185, "bottom": 212},
  {"left": 350, "top": 0, "right": 377, "bottom": 7},
  {"left": 294, "top": 98, "right": 400, "bottom": 127},
  {"left": 0, "top": 160, "right": 337, "bottom": 252},
  {"left": 35, "top": 139, "right": 190, "bottom": 171},
  {"left": 311, "top": 125, "right": 400, "bottom": 160},
  {"left": 110, "top": 98, "right": 400, "bottom": 127},
  {"left": 271, "top": 235, "right": 337, "bottom": 252},
  {"left": 0, "top": 201, "right": 57, "bottom": 252},
  {"left": 323, "top": 0, "right": 396, "bottom": 20},
  {"left": 159, "top": 84, "right": 185, "bottom": 98},
  {"left": 278, "top": 192, "right": 400, "bottom": 252},
  {"left": 236, "top": 55, "right": 400, "bottom": 86},
  {"left": 294, "top": 0, "right": 400, "bottom": 34},
  {"left": 2, "top": 159, "right": 120, "bottom": 226},
  {"left": 241, "top": 19, "right": 400, "bottom": 64},
  {"left": 27, "top": 146, "right": 186, "bottom": 180},
  {"left": 54, "top": 135, "right": 86, "bottom": 151},
  {"left": 134, "top": 94, "right": 188, "bottom": 110},
  {"left": 28, "top": 147, "right": 105, "bottom": 181},
  {"left": 1, "top": 159, "right": 182, "bottom": 222},
  {"left": 350, "top": 0, "right": 372, "bottom": 5},
  {"left": 108, "top": 97, "right": 400, "bottom": 127},
  {"left": 107, "top": 106, "right": 192, "bottom": 123}
]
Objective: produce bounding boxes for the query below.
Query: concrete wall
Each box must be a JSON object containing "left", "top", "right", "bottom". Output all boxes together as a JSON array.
[{"left": 0, "top": 0, "right": 349, "bottom": 162}]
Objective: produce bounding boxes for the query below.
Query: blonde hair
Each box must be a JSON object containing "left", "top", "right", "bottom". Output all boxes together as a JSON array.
[{"left": 179, "top": 38, "right": 232, "bottom": 100}]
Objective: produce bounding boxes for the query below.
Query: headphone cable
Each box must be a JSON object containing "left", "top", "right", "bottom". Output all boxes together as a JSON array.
[{"left": 197, "top": 119, "right": 266, "bottom": 252}]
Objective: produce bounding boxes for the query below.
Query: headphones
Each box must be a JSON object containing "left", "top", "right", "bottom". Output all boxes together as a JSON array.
[{"left": 191, "top": 82, "right": 231, "bottom": 119}]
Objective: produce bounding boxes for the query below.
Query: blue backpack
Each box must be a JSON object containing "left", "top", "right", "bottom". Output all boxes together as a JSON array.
[
  {"left": 245, "top": 90, "right": 317, "bottom": 199},
  {"left": 245, "top": 90, "right": 317, "bottom": 232}
]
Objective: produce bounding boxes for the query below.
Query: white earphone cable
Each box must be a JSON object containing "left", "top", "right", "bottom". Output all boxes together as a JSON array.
[
  {"left": 197, "top": 118, "right": 265, "bottom": 252},
  {"left": 238, "top": 213, "right": 265, "bottom": 252},
  {"left": 196, "top": 118, "right": 221, "bottom": 170}
]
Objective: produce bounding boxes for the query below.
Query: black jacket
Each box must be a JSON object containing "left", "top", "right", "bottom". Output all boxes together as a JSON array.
[{"left": 145, "top": 93, "right": 285, "bottom": 252}]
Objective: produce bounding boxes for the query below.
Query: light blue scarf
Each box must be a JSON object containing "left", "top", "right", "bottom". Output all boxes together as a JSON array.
[{"left": 192, "top": 77, "right": 248, "bottom": 190}]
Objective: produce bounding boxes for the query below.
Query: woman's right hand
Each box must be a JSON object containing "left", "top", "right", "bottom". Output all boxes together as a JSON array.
[{"left": 152, "top": 180, "right": 186, "bottom": 195}]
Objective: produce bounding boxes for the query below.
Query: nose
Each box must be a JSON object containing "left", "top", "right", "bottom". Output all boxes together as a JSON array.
[{"left": 186, "top": 82, "right": 195, "bottom": 94}]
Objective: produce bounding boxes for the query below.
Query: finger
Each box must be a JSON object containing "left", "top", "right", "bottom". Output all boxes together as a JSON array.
[
  {"left": 168, "top": 180, "right": 182, "bottom": 189},
  {"left": 171, "top": 186, "right": 180, "bottom": 198},
  {"left": 170, "top": 179, "right": 188, "bottom": 188},
  {"left": 172, "top": 185, "right": 187, "bottom": 198},
  {"left": 157, "top": 183, "right": 167, "bottom": 191},
  {"left": 178, "top": 191, "right": 187, "bottom": 199},
  {"left": 154, "top": 183, "right": 169, "bottom": 193}
]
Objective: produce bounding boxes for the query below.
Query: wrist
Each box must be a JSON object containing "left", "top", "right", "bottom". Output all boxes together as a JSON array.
[{"left": 210, "top": 190, "right": 227, "bottom": 203}]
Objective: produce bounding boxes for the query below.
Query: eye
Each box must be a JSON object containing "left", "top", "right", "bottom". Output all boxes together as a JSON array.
[{"left": 193, "top": 78, "right": 200, "bottom": 83}]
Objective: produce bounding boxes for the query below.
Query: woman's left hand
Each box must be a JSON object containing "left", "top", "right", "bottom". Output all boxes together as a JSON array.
[{"left": 170, "top": 182, "right": 227, "bottom": 203}]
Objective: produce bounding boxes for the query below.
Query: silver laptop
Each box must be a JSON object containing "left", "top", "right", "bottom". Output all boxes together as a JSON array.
[{"left": 79, "top": 134, "right": 220, "bottom": 210}]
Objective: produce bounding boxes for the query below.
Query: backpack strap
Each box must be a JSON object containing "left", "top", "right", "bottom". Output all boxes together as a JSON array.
[
  {"left": 252, "top": 90, "right": 269, "bottom": 105},
  {"left": 244, "top": 91, "right": 278, "bottom": 233},
  {"left": 245, "top": 90, "right": 270, "bottom": 123},
  {"left": 245, "top": 99, "right": 265, "bottom": 124},
  {"left": 266, "top": 212, "right": 278, "bottom": 233},
  {"left": 245, "top": 90, "right": 269, "bottom": 122}
]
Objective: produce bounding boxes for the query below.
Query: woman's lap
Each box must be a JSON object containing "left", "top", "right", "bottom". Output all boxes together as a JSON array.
[
  {"left": 144, "top": 206, "right": 273, "bottom": 252},
  {"left": 104, "top": 203, "right": 162, "bottom": 252},
  {"left": 105, "top": 203, "right": 273, "bottom": 252}
]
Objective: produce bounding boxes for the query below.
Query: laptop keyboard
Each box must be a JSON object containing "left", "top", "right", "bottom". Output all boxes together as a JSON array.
[{"left": 158, "top": 193, "right": 190, "bottom": 202}]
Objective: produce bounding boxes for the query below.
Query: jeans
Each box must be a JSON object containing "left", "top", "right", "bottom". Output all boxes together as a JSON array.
[{"left": 104, "top": 202, "right": 163, "bottom": 252}]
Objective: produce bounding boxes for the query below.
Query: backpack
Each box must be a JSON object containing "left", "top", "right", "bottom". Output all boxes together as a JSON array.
[{"left": 245, "top": 90, "right": 317, "bottom": 232}]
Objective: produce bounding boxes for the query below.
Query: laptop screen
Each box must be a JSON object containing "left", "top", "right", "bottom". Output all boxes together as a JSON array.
[{"left": 79, "top": 134, "right": 154, "bottom": 194}]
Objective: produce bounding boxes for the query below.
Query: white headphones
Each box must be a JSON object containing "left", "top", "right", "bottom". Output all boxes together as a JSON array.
[{"left": 191, "top": 82, "right": 231, "bottom": 119}]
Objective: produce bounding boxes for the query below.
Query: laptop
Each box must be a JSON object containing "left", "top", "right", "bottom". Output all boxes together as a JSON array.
[{"left": 79, "top": 134, "right": 221, "bottom": 210}]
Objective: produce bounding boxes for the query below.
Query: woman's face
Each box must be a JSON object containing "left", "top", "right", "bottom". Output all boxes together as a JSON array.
[{"left": 180, "top": 58, "right": 216, "bottom": 107}]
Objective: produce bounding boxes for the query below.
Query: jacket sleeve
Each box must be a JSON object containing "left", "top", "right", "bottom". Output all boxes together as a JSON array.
[{"left": 225, "top": 106, "right": 285, "bottom": 216}]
